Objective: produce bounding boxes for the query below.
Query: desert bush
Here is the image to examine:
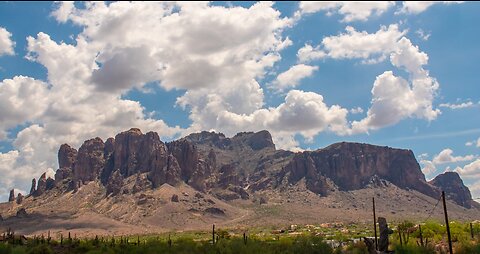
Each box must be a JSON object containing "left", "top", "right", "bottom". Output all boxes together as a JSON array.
[{"left": 455, "top": 242, "right": 480, "bottom": 254}]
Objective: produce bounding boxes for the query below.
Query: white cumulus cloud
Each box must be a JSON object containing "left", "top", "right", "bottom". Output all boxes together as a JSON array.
[
  {"left": 432, "top": 148, "right": 476, "bottom": 164},
  {"left": 272, "top": 64, "right": 318, "bottom": 91},
  {"left": 0, "top": 27, "right": 15, "bottom": 56}
]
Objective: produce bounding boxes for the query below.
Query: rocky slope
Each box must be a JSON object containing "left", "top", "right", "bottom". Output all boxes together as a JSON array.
[{"left": 1, "top": 128, "right": 478, "bottom": 235}]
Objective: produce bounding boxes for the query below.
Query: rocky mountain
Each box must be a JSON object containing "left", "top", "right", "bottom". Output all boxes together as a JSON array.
[
  {"left": 4, "top": 128, "right": 478, "bottom": 220},
  {"left": 429, "top": 171, "right": 479, "bottom": 209}
]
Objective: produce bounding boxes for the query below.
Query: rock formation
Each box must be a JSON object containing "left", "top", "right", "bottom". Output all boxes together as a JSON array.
[
  {"left": 430, "top": 171, "right": 476, "bottom": 208},
  {"left": 10, "top": 128, "right": 477, "bottom": 209},
  {"left": 247, "top": 130, "right": 275, "bottom": 150},
  {"left": 113, "top": 129, "right": 169, "bottom": 178},
  {"left": 148, "top": 154, "right": 181, "bottom": 188},
  {"left": 58, "top": 144, "right": 77, "bottom": 169},
  {"left": 35, "top": 173, "right": 47, "bottom": 196},
  {"left": 16, "top": 193, "right": 24, "bottom": 204},
  {"left": 74, "top": 137, "right": 105, "bottom": 183},
  {"left": 279, "top": 142, "right": 439, "bottom": 198},
  {"left": 55, "top": 168, "right": 72, "bottom": 184},
  {"left": 106, "top": 170, "right": 123, "bottom": 196},
  {"left": 16, "top": 208, "right": 28, "bottom": 218},
  {"left": 8, "top": 189, "right": 14, "bottom": 202},
  {"left": 171, "top": 194, "right": 179, "bottom": 202},
  {"left": 29, "top": 178, "right": 36, "bottom": 195}
]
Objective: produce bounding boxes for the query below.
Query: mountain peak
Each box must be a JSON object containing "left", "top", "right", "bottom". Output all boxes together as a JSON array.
[{"left": 430, "top": 171, "right": 477, "bottom": 208}]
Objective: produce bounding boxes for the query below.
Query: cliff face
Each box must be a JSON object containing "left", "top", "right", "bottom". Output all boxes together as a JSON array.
[
  {"left": 429, "top": 172, "right": 476, "bottom": 208},
  {"left": 23, "top": 128, "right": 476, "bottom": 209},
  {"left": 281, "top": 142, "right": 440, "bottom": 198}
]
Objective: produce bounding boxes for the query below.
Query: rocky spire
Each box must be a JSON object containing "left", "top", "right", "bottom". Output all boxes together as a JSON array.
[
  {"left": 35, "top": 173, "right": 47, "bottom": 196},
  {"left": 58, "top": 144, "right": 78, "bottom": 169},
  {"left": 29, "top": 178, "right": 36, "bottom": 195},
  {"left": 8, "top": 189, "right": 15, "bottom": 202}
]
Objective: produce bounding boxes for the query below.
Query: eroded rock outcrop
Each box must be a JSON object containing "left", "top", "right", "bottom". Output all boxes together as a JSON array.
[
  {"left": 35, "top": 173, "right": 47, "bottom": 196},
  {"left": 58, "top": 144, "right": 78, "bottom": 169},
  {"left": 106, "top": 170, "right": 123, "bottom": 196},
  {"left": 113, "top": 129, "right": 168, "bottom": 178},
  {"left": 167, "top": 139, "right": 198, "bottom": 183},
  {"left": 74, "top": 137, "right": 105, "bottom": 183},
  {"left": 16, "top": 193, "right": 24, "bottom": 204},
  {"left": 247, "top": 130, "right": 275, "bottom": 150},
  {"left": 280, "top": 142, "right": 439, "bottom": 198},
  {"left": 8, "top": 189, "right": 14, "bottom": 202},
  {"left": 29, "top": 178, "right": 36, "bottom": 195},
  {"left": 15, "top": 128, "right": 476, "bottom": 210},
  {"left": 430, "top": 171, "right": 476, "bottom": 208},
  {"left": 55, "top": 168, "right": 72, "bottom": 184},
  {"left": 148, "top": 154, "right": 181, "bottom": 188}
]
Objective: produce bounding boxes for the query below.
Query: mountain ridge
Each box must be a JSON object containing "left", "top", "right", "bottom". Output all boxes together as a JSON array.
[
  {"left": 1, "top": 128, "right": 478, "bottom": 237},
  {"left": 7, "top": 128, "right": 476, "bottom": 209}
]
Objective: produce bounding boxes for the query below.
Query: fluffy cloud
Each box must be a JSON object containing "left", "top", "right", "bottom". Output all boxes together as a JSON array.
[
  {"left": 304, "top": 25, "right": 440, "bottom": 133},
  {"left": 0, "top": 2, "right": 299, "bottom": 198},
  {"left": 297, "top": 1, "right": 395, "bottom": 22},
  {"left": 0, "top": 27, "right": 15, "bottom": 56},
  {"left": 272, "top": 64, "right": 318, "bottom": 91},
  {"left": 420, "top": 159, "right": 437, "bottom": 175},
  {"left": 0, "top": 76, "right": 49, "bottom": 139},
  {"left": 455, "top": 159, "right": 480, "bottom": 179},
  {"left": 298, "top": 24, "right": 406, "bottom": 64},
  {"left": 178, "top": 88, "right": 350, "bottom": 148},
  {"left": 297, "top": 44, "right": 326, "bottom": 63},
  {"left": 420, "top": 148, "right": 477, "bottom": 179},
  {"left": 398, "top": 1, "right": 464, "bottom": 15},
  {"left": 432, "top": 148, "right": 475, "bottom": 164}
]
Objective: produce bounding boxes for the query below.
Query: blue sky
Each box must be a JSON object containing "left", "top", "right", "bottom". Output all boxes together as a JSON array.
[{"left": 0, "top": 1, "right": 479, "bottom": 200}]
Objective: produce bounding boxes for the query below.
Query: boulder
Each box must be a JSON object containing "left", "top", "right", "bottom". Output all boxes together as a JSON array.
[
  {"left": 16, "top": 208, "right": 28, "bottom": 218},
  {"left": 204, "top": 207, "right": 225, "bottom": 216},
  {"left": 16, "top": 193, "right": 24, "bottom": 204},
  {"left": 171, "top": 194, "right": 179, "bottom": 202}
]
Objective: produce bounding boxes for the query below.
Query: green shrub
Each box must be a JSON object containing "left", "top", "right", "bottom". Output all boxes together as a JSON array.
[{"left": 456, "top": 242, "right": 480, "bottom": 254}]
